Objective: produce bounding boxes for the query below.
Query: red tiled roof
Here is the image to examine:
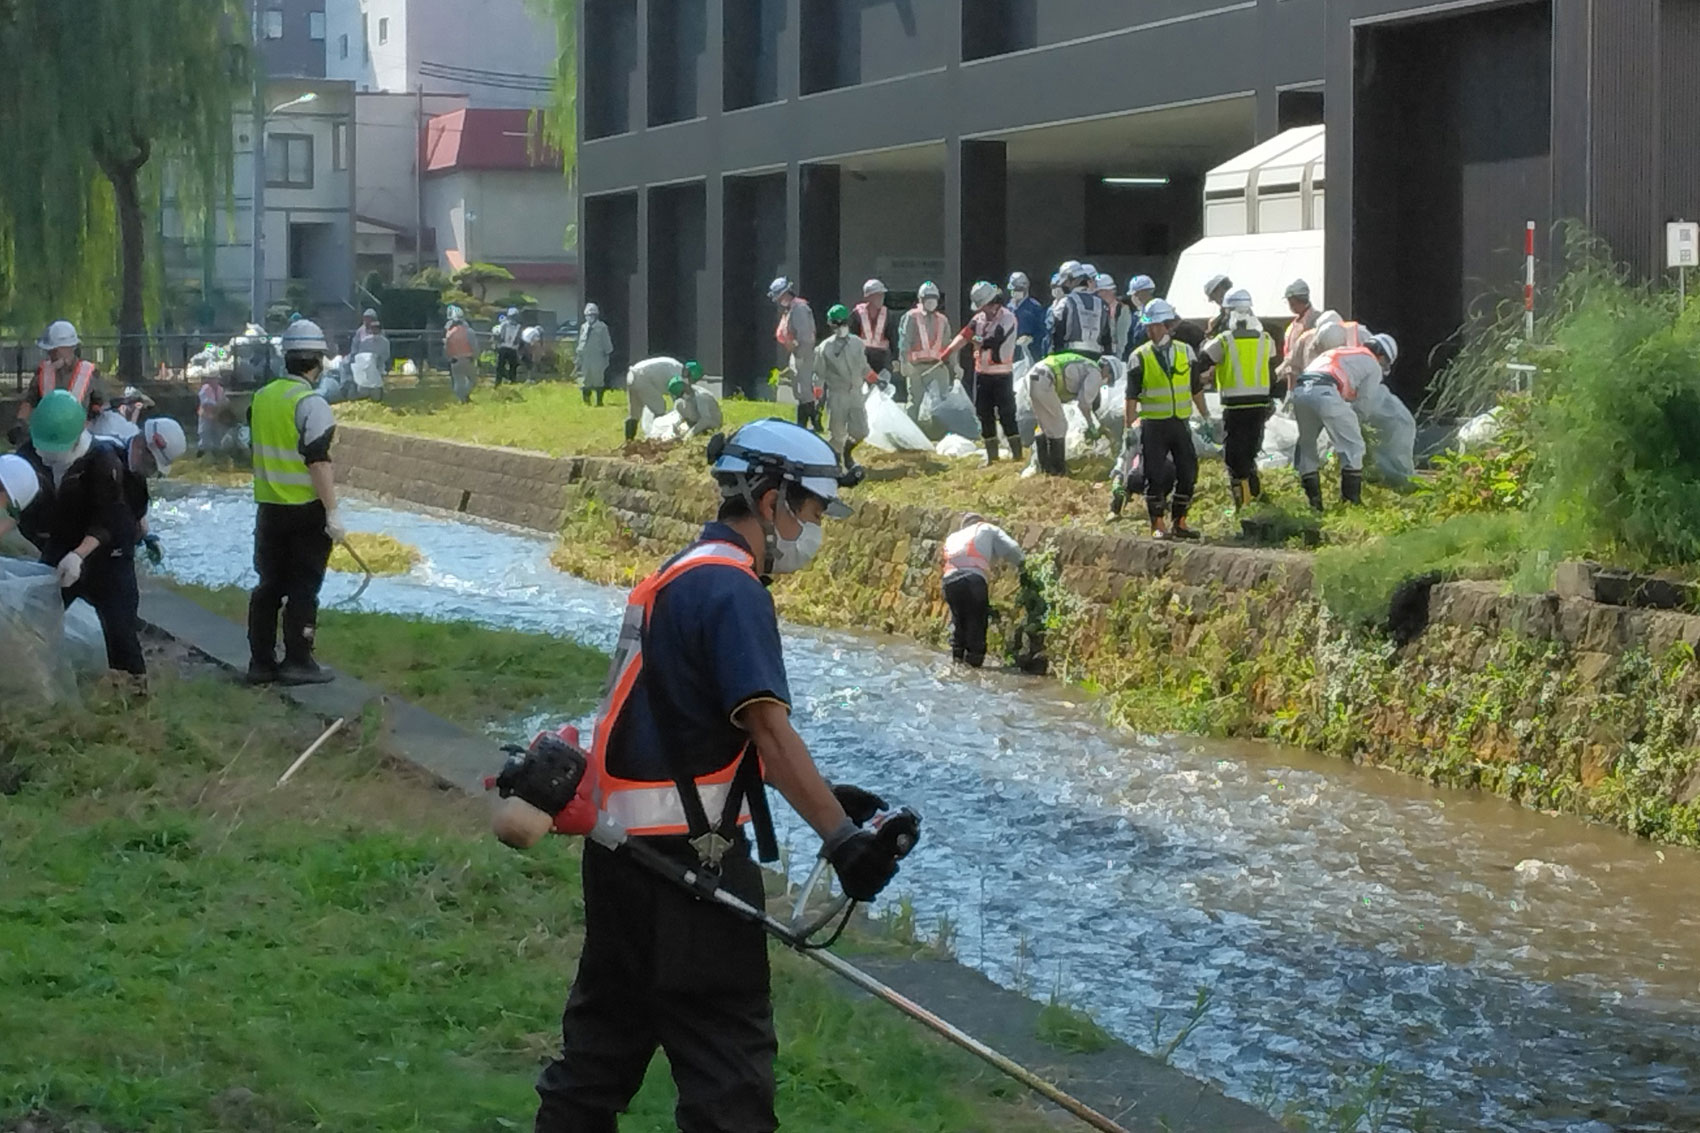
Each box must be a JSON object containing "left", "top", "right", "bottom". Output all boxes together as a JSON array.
[
  {"left": 503, "top": 261, "right": 578, "bottom": 284},
  {"left": 423, "top": 108, "right": 561, "bottom": 173}
]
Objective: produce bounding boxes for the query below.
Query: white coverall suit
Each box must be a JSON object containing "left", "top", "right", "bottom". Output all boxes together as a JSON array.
[
  {"left": 776, "top": 300, "right": 817, "bottom": 410},
  {"left": 1028, "top": 354, "right": 1104, "bottom": 442},
  {"left": 675, "top": 384, "right": 723, "bottom": 436},
  {"left": 626, "top": 357, "right": 682, "bottom": 426},
  {"left": 577, "top": 318, "right": 614, "bottom": 391},
  {"left": 1291, "top": 347, "right": 1386, "bottom": 475},
  {"left": 813, "top": 332, "right": 873, "bottom": 460},
  {"left": 898, "top": 305, "right": 959, "bottom": 410}
]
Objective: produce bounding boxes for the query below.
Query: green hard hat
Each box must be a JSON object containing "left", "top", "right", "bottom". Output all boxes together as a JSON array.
[
  {"left": 826, "top": 304, "right": 850, "bottom": 326},
  {"left": 668, "top": 376, "right": 687, "bottom": 398},
  {"left": 30, "top": 389, "right": 88, "bottom": 453},
  {"left": 684, "top": 360, "right": 703, "bottom": 381}
]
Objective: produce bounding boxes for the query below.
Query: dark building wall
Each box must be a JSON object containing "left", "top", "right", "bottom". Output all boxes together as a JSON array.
[
  {"left": 584, "top": 193, "right": 640, "bottom": 374},
  {"left": 259, "top": 0, "right": 327, "bottom": 79},
  {"left": 585, "top": 0, "right": 640, "bottom": 139},
  {"left": 800, "top": 0, "right": 954, "bottom": 93},
  {"left": 723, "top": 174, "right": 789, "bottom": 394},
  {"left": 724, "top": 0, "right": 788, "bottom": 110},
  {"left": 648, "top": 0, "right": 710, "bottom": 125},
  {"left": 647, "top": 183, "right": 708, "bottom": 362}
]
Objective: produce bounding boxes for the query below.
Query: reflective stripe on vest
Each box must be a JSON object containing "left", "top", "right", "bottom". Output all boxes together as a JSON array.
[
  {"left": 1135, "top": 343, "right": 1192, "bottom": 420},
  {"left": 1284, "top": 310, "right": 1316, "bottom": 357},
  {"left": 37, "top": 360, "right": 95, "bottom": 405},
  {"left": 855, "top": 303, "right": 887, "bottom": 345},
  {"left": 1041, "top": 352, "right": 1091, "bottom": 400},
  {"left": 1064, "top": 293, "right": 1105, "bottom": 352},
  {"left": 941, "top": 525, "right": 992, "bottom": 579},
  {"left": 1307, "top": 346, "right": 1375, "bottom": 401},
  {"left": 251, "top": 379, "right": 318, "bottom": 505},
  {"left": 1216, "top": 331, "right": 1272, "bottom": 404},
  {"left": 908, "top": 309, "right": 947, "bottom": 361},
  {"left": 975, "top": 311, "right": 1016, "bottom": 374},
  {"left": 588, "top": 541, "right": 762, "bottom": 837}
]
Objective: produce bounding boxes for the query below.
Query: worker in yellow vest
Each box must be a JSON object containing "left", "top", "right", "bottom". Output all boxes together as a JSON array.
[
  {"left": 247, "top": 319, "right": 344, "bottom": 686},
  {"left": 1198, "top": 289, "right": 1279, "bottom": 508},
  {"left": 1128, "top": 300, "right": 1209, "bottom": 540},
  {"left": 12, "top": 320, "right": 101, "bottom": 444}
]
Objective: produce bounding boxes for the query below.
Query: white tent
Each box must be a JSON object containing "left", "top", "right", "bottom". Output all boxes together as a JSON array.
[{"left": 1167, "top": 230, "right": 1325, "bottom": 321}]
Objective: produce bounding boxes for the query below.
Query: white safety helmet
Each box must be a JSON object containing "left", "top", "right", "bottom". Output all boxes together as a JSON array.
[
  {"left": 139, "top": 418, "right": 187, "bottom": 475},
  {"left": 121, "top": 385, "right": 156, "bottom": 408},
  {"left": 446, "top": 304, "right": 465, "bottom": 321},
  {"left": 1057, "top": 260, "right": 1083, "bottom": 285},
  {"left": 1204, "top": 274, "right": 1232, "bottom": 300},
  {"left": 1285, "top": 279, "right": 1311, "bottom": 300},
  {"left": 709, "top": 418, "right": 852, "bottom": 519},
  {"left": 1371, "top": 333, "right": 1399, "bottom": 368},
  {"left": 583, "top": 302, "right": 600, "bottom": 319},
  {"left": 1142, "top": 299, "right": 1179, "bottom": 325},
  {"left": 917, "top": 281, "right": 941, "bottom": 302},
  {"left": 1007, "top": 271, "right": 1030, "bottom": 292},
  {"left": 37, "top": 320, "right": 79, "bottom": 351},
  {"left": 280, "top": 318, "right": 330, "bottom": 355},
  {"left": 1127, "top": 275, "right": 1155, "bottom": 298},
  {"left": 362, "top": 307, "right": 378, "bottom": 320},
  {"left": 0, "top": 453, "right": 40, "bottom": 513},
  {"left": 507, "top": 306, "right": 519, "bottom": 318},
  {"left": 1079, "top": 263, "right": 1098, "bottom": 281},
  {"left": 1094, "top": 272, "right": 1117, "bottom": 294},
  {"left": 1317, "top": 309, "right": 1342, "bottom": 329},
  {"left": 767, "top": 276, "right": 794, "bottom": 302},
  {"left": 1224, "top": 288, "right": 1255, "bottom": 313},
  {"left": 969, "top": 280, "right": 1000, "bottom": 309},
  {"left": 1229, "top": 310, "right": 1262, "bottom": 333},
  {"left": 862, "top": 278, "right": 887, "bottom": 298}
]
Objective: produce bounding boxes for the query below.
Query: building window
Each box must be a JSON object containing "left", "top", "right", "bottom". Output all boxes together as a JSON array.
[
  {"left": 264, "top": 8, "right": 284, "bottom": 39},
  {"left": 332, "top": 122, "right": 348, "bottom": 171},
  {"left": 266, "top": 134, "right": 314, "bottom": 189},
  {"left": 378, "top": 16, "right": 388, "bottom": 44},
  {"left": 362, "top": 15, "right": 370, "bottom": 61},
  {"left": 309, "top": 11, "right": 326, "bottom": 40},
  {"left": 339, "top": 32, "right": 349, "bottom": 59}
]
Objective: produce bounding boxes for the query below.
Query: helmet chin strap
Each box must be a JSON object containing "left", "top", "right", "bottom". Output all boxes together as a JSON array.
[{"left": 734, "top": 472, "right": 779, "bottom": 576}]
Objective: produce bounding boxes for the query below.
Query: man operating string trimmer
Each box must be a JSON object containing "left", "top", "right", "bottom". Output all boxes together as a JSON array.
[{"left": 493, "top": 418, "right": 906, "bottom": 1132}]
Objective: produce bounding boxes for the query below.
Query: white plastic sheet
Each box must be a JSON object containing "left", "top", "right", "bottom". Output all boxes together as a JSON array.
[
  {"left": 864, "top": 388, "right": 934, "bottom": 452},
  {"left": 351, "top": 352, "right": 384, "bottom": 390},
  {"left": 0, "top": 559, "right": 78, "bottom": 704}
]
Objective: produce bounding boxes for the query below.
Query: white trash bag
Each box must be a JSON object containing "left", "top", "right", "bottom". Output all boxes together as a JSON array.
[
  {"left": 1258, "top": 402, "right": 1332, "bottom": 469},
  {"left": 350, "top": 352, "right": 384, "bottom": 391},
  {"left": 1360, "top": 385, "right": 1417, "bottom": 485},
  {"left": 934, "top": 434, "right": 983, "bottom": 460},
  {"left": 864, "top": 387, "right": 933, "bottom": 452},
  {"left": 918, "top": 383, "right": 980, "bottom": 440},
  {"left": 643, "top": 409, "right": 686, "bottom": 441},
  {"left": 1457, "top": 408, "right": 1503, "bottom": 451},
  {"left": 1012, "top": 358, "right": 1038, "bottom": 448},
  {"left": 0, "top": 559, "right": 79, "bottom": 704}
]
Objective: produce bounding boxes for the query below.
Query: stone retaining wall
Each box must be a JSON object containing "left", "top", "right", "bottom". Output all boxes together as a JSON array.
[{"left": 332, "top": 424, "right": 1700, "bottom": 843}]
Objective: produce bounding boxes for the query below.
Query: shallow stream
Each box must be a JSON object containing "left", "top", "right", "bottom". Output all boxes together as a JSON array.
[{"left": 149, "top": 486, "right": 1700, "bottom": 1132}]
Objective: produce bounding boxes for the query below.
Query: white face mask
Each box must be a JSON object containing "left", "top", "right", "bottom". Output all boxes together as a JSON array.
[
  {"left": 1011, "top": 289, "right": 1027, "bottom": 302},
  {"left": 834, "top": 325, "right": 849, "bottom": 339},
  {"left": 771, "top": 518, "right": 823, "bottom": 574},
  {"left": 1051, "top": 287, "right": 1063, "bottom": 300},
  {"left": 922, "top": 297, "right": 939, "bottom": 313}
]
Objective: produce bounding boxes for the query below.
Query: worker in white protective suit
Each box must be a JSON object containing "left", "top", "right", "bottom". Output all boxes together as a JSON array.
[
  {"left": 670, "top": 366, "right": 722, "bottom": 438},
  {"left": 1026, "top": 352, "right": 1108, "bottom": 477},
  {"left": 577, "top": 303, "right": 615, "bottom": 406},
  {"left": 1291, "top": 332, "right": 1398, "bottom": 510},
  {"left": 769, "top": 276, "right": 820, "bottom": 433},
  {"left": 899, "top": 280, "right": 959, "bottom": 416},
  {"left": 624, "top": 356, "right": 693, "bottom": 443},
  {"left": 939, "top": 512, "right": 1025, "bottom": 668},
  {"left": 813, "top": 304, "right": 874, "bottom": 481}
]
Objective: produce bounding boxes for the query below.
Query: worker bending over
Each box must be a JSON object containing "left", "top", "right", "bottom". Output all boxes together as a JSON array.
[
  {"left": 529, "top": 418, "right": 898, "bottom": 1131},
  {"left": 247, "top": 320, "right": 344, "bottom": 685},
  {"left": 0, "top": 453, "right": 41, "bottom": 544},
  {"left": 940, "top": 512, "right": 1025, "bottom": 667},
  {"left": 769, "top": 277, "right": 820, "bottom": 432},
  {"left": 625, "top": 357, "right": 699, "bottom": 443},
  {"left": 1129, "top": 300, "right": 1209, "bottom": 540},
  {"left": 942, "top": 282, "right": 1021, "bottom": 463},
  {"left": 670, "top": 369, "right": 722, "bottom": 439},
  {"left": 814, "top": 305, "right": 874, "bottom": 479},
  {"left": 1291, "top": 332, "right": 1399, "bottom": 510},
  {"left": 1198, "top": 290, "right": 1279, "bottom": 508},
  {"left": 29, "top": 390, "right": 145, "bottom": 684},
  {"left": 1027, "top": 352, "right": 1108, "bottom": 477},
  {"left": 899, "top": 281, "right": 958, "bottom": 414}
]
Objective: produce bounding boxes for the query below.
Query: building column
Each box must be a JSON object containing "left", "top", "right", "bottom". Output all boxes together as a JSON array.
[
  {"left": 959, "top": 140, "right": 1007, "bottom": 301},
  {"left": 799, "top": 163, "right": 840, "bottom": 310},
  {"left": 633, "top": 0, "right": 650, "bottom": 137},
  {"left": 634, "top": 185, "right": 650, "bottom": 357},
  {"left": 785, "top": 162, "right": 801, "bottom": 288},
  {"left": 944, "top": 135, "right": 963, "bottom": 321},
  {"left": 704, "top": 0, "right": 726, "bottom": 375}
]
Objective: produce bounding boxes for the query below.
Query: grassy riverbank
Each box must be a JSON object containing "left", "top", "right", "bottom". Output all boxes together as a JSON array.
[{"left": 1, "top": 612, "right": 1065, "bottom": 1133}]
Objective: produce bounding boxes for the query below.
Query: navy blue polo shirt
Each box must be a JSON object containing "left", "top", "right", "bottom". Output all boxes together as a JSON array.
[{"left": 605, "top": 523, "right": 793, "bottom": 783}]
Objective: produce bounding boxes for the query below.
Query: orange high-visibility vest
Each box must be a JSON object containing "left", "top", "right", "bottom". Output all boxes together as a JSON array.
[
  {"left": 1310, "top": 346, "right": 1376, "bottom": 401},
  {"left": 588, "top": 541, "right": 763, "bottom": 837},
  {"left": 36, "top": 359, "right": 95, "bottom": 405},
  {"left": 854, "top": 302, "right": 887, "bottom": 345},
  {"left": 941, "top": 525, "right": 993, "bottom": 579},
  {"left": 907, "top": 308, "right": 948, "bottom": 362}
]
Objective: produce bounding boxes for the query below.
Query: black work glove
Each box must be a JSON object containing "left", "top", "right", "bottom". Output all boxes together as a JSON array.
[
  {"left": 6, "top": 421, "right": 23, "bottom": 446},
  {"left": 831, "top": 783, "right": 887, "bottom": 826},
  {"left": 141, "top": 534, "right": 163, "bottom": 565},
  {"left": 825, "top": 825, "right": 900, "bottom": 902},
  {"left": 494, "top": 732, "right": 588, "bottom": 815}
]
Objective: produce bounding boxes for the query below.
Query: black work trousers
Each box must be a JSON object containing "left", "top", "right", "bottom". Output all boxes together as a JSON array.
[
  {"left": 1142, "top": 416, "right": 1198, "bottom": 521},
  {"left": 975, "top": 372, "right": 1018, "bottom": 444},
  {"left": 535, "top": 839, "right": 777, "bottom": 1133},
  {"left": 248, "top": 500, "right": 332, "bottom": 666},
  {"left": 1222, "top": 404, "right": 1268, "bottom": 484},
  {"left": 495, "top": 347, "right": 521, "bottom": 385},
  {"left": 64, "top": 554, "right": 144, "bottom": 675},
  {"left": 943, "top": 571, "right": 990, "bottom": 667}
]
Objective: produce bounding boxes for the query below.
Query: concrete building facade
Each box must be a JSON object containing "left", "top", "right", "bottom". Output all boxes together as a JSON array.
[
  {"left": 325, "top": 0, "right": 558, "bottom": 109},
  {"left": 581, "top": 0, "right": 1700, "bottom": 398},
  {"left": 257, "top": 0, "right": 329, "bottom": 79}
]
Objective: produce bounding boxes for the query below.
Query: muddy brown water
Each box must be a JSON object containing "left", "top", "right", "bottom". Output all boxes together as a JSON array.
[{"left": 149, "top": 486, "right": 1700, "bottom": 1133}]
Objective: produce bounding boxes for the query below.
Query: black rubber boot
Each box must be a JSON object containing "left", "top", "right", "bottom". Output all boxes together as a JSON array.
[
  {"left": 246, "top": 658, "right": 279, "bottom": 685},
  {"left": 985, "top": 436, "right": 1000, "bottom": 463},
  {"left": 1051, "top": 438, "right": 1070, "bottom": 475},
  {"left": 595, "top": 389, "right": 604, "bottom": 407},
  {"left": 624, "top": 418, "right": 638, "bottom": 443},
  {"left": 1341, "top": 468, "right": 1364, "bottom": 506},
  {"left": 277, "top": 656, "right": 335, "bottom": 686},
  {"left": 811, "top": 404, "right": 824, "bottom": 433},
  {"left": 795, "top": 403, "right": 809, "bottom": 428},
  {"left": 1248, "top": 470, "right": 1263, "bottom": 499},
  {"left": 1301, "top": 472, "right": 1324, "bottom": 512},
  {"left": 1009, "top": 437, "right": 1023, "bottom": 464},
  {"left": 582, "top": 388, "right": 591, "bottom": 406}
]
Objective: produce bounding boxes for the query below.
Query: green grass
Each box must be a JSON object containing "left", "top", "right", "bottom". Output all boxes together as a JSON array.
[
  {"left": 1034, "top": 1001, "right": 1114, "bottom": 1056},
  {"left": 173, "top": 584, "right": 606, "bottom": 729},
  {"left": 1, "top": 630, "right": 1057, "bottom": 1132}
]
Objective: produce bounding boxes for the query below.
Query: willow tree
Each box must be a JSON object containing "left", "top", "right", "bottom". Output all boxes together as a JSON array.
[
  {"left": 0, "top": 0, "right": 246, "bottom": 378},
  {"left": 531, "top": 0, "right": 579, "bottom": 244}
]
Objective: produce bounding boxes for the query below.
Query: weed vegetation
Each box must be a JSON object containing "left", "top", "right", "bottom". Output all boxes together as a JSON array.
[{"left": 328, "top": 532, "right": 423, "bottom": 576}]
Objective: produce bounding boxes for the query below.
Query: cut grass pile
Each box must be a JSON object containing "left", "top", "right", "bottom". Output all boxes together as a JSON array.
[
  {"left": 1, "top": 611, "right": 1058, "bottom": 1132},
  {"left": 328, "top": 532, "right": 422, "bottom": 576}
]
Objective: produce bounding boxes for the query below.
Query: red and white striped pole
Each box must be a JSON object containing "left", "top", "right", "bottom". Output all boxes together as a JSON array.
[{"left": 1523, "top": 221, "right": 1536, "bottom": 341}]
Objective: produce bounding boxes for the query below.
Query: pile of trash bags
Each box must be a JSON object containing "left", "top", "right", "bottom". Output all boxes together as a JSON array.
[
  {"left": 0, "top": 559, "right": 107, "bottom": 705},
  {"left": 186, "top": 325, "right": 285, "bottom": 389}
]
